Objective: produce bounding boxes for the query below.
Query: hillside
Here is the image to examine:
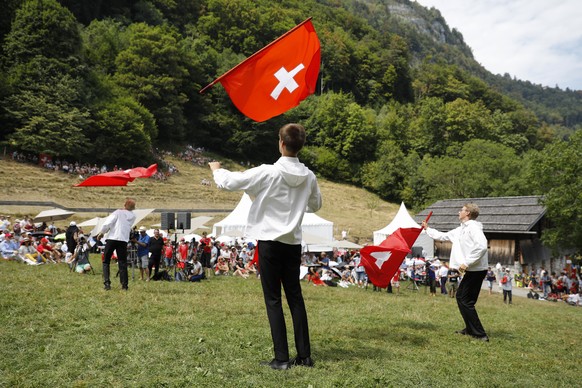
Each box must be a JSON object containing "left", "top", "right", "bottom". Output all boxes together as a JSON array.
[{"left": 0, "top": 156, "right": 400, "bottom": 244}]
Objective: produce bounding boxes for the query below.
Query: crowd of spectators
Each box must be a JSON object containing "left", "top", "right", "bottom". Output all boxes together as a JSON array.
[
  {"left": 8, "top": 150, "right": 179, "bottom": 182},
  {"left": 3, "top": 211, "right": 581, "bottom": 306},
  {"left": 0, "top": 215, "right": 87, "bottom": 267}
]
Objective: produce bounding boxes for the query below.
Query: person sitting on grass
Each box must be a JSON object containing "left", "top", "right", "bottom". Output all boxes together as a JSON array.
[
  {"left": 245, "top": 260, "right": 258, "bottom": 277},
  {"left": 17, "top": 237, "right": 43, "bottom": 265},
  {"left": 36, "top": 237, "right": 57, "bottom": 263},
  {"left": 71, "top": 235, "right": 92, "bottom": 274},
  {"left": 188, "top": 256, "right": 205, "bottom": 282},
  {"left": 0, "top": 233, "right": 19, "bottom": 261},
  {"left": 215, "top": 256, "right": 230, "bottom": 276},
  {"left": 233, "top": 257, "right": 249, "bottom": 279},
  {"left": 341, "top": 266, "right": 355, "bottom": 285}
]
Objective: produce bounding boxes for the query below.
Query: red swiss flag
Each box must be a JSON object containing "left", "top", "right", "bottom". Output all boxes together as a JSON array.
[
  {"left": 75, "top": 164, "right": 157, "bottom": 187},
  {"left": 201, "top": 18, "right": 321, "bottom": 122},
  {"left": 359, "top": 212, "right": 433, "bottom": 288}
]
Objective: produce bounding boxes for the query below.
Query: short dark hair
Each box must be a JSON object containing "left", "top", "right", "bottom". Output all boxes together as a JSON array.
[{"left": 279, "top": 123, "right": 306, "bottom": 154}]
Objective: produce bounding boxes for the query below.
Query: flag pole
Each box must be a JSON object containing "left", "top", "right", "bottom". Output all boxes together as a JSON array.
[
  {"left": 421, "top": 211, "right": 433, "bottom": 229},
  {"left": 199, "top": 17, "right": 314, "bottom": 94}
]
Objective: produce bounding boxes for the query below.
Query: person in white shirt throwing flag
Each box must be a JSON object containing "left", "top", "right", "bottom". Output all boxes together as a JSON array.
[
  {"left": 210, "top": 123, "right": 322, "bottom": 370},
  {"left": 422, "top": 203, "right": 489, "bottom": 342},
  {"left": 97, "top": 198, "right": 136, "bottom": 291}
]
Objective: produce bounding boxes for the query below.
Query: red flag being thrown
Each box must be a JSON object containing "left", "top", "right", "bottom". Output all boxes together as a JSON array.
[
  {"left": 74, "top": 164, "right": 157, "bottom": 187},
  {"left": 200, "top": 18, "right": 321, "bottom": 122},
  {"left": 359, "top": 212, "right": 433, "bottom": 288}
]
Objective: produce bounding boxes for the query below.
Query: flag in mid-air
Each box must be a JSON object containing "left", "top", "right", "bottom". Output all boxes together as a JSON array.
[
  {"left": 359, "top": 212, "right": 433, "bottom": 288},
  {"left": 75, "top": 164, "right": 157, "bottom": 187},
  {"left": 200, "top": 18, "right": 321, "bottom": 122}
]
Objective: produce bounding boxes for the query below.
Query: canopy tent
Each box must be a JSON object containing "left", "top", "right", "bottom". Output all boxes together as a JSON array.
[
  {"left": 331, "top": 240, "right": 363, "bottom": 249},
  {"left": 373, "top": 202, "right": 434, "bottom": 257},
  {"left": 301, "top": 212, "right": 333, "bottom": 243},
  {"left": 33, "top": 208, "right": 75, "bottom": 223},
  {"left": 373, "top": 202, "right": 420, "bottom": 245},
  {"left": 78, "top": 217, "right": 100, "bottom": 227},
  {"left": 212, "top": 193, "right": 334, "bottom": 244},
  {"left": 212, "top": 193, "right": 253, "bottom": 237}
]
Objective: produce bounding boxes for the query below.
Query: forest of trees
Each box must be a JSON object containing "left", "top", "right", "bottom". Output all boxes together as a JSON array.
[{"left": 0, "top": 0, "right": 580, "bottom": 252}]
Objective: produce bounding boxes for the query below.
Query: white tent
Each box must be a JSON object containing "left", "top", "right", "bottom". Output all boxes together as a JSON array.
[
  {"left": 373, "top": 202, "right": 434, "bottom": 257},
  {"left": 212, "top": 193, "right": 253, "bottom": 237},
  {"left": 373, "top": 202, "right": 421, "bottom": 245},
  {"left": 33, "top": 208, "right": 75, "bottom": 222},
  {"left": 211, "top": 193, "right": 334, "bottom": 244},
  {"left": 301, "top": 212, "right": 333, "bottom": 243}
]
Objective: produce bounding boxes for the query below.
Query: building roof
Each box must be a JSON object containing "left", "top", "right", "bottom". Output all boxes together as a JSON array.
[{"left": 414, "top": 196, "right": 545, "bottom": 235}]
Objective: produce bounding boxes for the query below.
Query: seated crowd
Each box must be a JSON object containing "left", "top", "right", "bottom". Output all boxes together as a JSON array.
[{"left": 3, "top": 213, "right": 581, "bottom": 305}]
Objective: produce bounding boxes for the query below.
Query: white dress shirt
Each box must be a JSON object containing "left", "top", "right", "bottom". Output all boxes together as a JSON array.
[
  {"left": 425, "top": 220, "right": 488, "bottom": 271},
  {"left": 213, "top": 156, "right": 322, "bottom": 245},
  {"left": 99, "top": 209, "right": 136, "bottom": 242}
]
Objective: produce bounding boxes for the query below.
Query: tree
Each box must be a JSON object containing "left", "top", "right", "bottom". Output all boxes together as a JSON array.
[
  {"left": 2, "top": 0, "right": 91, "bottom": 158},
  {"left": 3, "top": 0, "right": 82, "bottom": 66},
  {"left": 416, "top": 139, "right": 526, "bottom": 206},
  {"left": 530, "top": 130, "right": 582, "bottom": 253},
  {"left": 361, "top": 140, "right": 406, "bottom": 201},
  {"left": 114, "top": 23, "right": 188, "bottom": 143},
  {"left": 91, "top": 96, "right": 156, "bottom": 164}
]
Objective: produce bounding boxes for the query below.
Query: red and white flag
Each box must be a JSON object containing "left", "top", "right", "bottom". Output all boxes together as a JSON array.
[
  {"left": 75, "top": 164, "right": 157, "bottom": 187},
  {"left": 359, "top": 212, "right": 433, "bottom": 288},
  {"left": 200, "top": 18, "right": 321, "bottom": 122}
]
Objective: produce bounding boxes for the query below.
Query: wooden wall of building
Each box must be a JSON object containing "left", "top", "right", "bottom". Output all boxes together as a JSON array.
[{"left": 433, "top": 239, "right": 515, "bottom": 266}]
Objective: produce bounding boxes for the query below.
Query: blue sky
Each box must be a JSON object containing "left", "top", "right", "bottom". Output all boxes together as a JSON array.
[{"left": 414, "top": 0, "right": 582, "bottom": 91}]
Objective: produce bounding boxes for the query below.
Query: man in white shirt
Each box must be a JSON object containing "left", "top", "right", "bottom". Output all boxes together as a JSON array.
[
  {"left": 422, "top": 203, "right": 489, "bottom": 341},
  {"left": 210, "top": 123, "right": 322, "bottom": 370},
  {"left": 97, "top": 198, "right": 136, "bottom": 291}
]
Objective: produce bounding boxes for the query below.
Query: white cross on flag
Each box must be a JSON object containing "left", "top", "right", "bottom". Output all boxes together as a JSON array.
[
  {"left": 200, "top": 18, "right": 321, "bottom": 122},
  {"left": 359, "top": 212, "right": 433, "bottom": 288}
]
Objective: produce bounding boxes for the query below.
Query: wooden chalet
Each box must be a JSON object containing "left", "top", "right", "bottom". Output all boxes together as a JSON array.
[{"left": 414, "top": 196, "right": 553, "bottom": 272}]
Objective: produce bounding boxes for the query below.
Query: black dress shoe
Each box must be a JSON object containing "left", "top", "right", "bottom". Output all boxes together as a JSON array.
[
  {"left": 260, "top": 359, "right": 290, "bottom": 370},
  {"left": 471, "top": 335, "right": 489, "bottom": 342},
  {"left": 290, "top": 356, "right": 314, "bottom": 367},
  {"left": 104, "top": 286, "right": 111, "bottom": 291}
]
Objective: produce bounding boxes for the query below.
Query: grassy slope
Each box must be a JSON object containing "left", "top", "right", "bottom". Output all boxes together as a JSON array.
[{"left": 0, "top": 156, "right": 399, "bottom": 243}]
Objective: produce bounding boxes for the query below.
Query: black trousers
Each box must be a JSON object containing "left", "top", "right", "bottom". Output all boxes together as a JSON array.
[
  {"left": 103, "top": 239, "right": 128, "bottom": 289},
  {"left": 503, "top": 289, "right": 512, "bottom": 303},
  {"left": 258, "top": 240, "right": 310, "bottom": 361},
  {"left": 456, "top": 270, "right": 487, "bottom": 337},
  {"left": 148, "top": 254, "right": 161, "bottom": 277}
]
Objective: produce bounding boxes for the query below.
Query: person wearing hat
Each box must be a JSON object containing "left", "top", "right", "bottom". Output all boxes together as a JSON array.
[
  {"left": 501, "top": 269, "right": 513, "bottom": 304},
  {"left": 136, "top": 226, "right": 151, "bottom": 281},
  {"left": 17, "top": 237, "right": 42, "bottom": 265},
  {"left": 37, "top": 237, "right": 57, "bottom": 263},
  {"left": 0, "top": 233, "right": 19, "bottom": 261}
]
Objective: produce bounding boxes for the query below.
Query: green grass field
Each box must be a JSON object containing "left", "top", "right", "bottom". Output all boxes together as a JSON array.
[{"left": 1, "top": 259, "right": 580, "bottom": 387}]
